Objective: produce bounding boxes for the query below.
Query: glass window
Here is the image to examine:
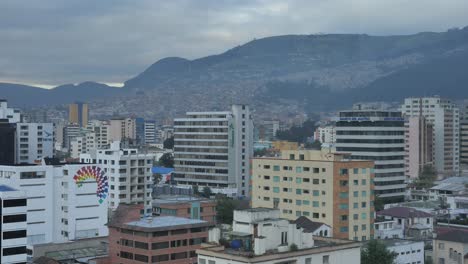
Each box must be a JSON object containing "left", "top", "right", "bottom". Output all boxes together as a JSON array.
[
  {"left": 340, "top": 227, "right": 348, "bottom": 233},
  {"left": 273, "top": 176, "right": 280, "bottom": 182},
  {"left": 296, "top": 177, "right": 302, "bottom": 184},
  {"left": 361, "top": 213, "right": 367, "bottom": 219},
  {"left": 339, "top": 192, "right": 348, "bottom": 198},
  {"left": 296, "top": 189, "right": 302, "bottom": 195},
  {"left": 303, "top": 200, "right": 310, "bottom": 205},
  {"left": 313, "top": 201, "right": 319, "bottom": 207},
  {"left": 273, "top": 187, "right": 280, "bottom": 193},
  {"left": 353, "top": 168, "right": 359, "bottom": 174},
  {"left": 339, "top": 203, "right": 348, "bottom": 209},
  {"left": 362, "top": 168, "right": 367, "bottom": 174},
  {"left": 353, "top": 191, "right": 359, "bottom": 197},
  {"left": 296, "top": 200, "right": 302, "bottom": 206},
  {"left": 353, "top": 203, "right": 358, "bottom": 208},
  {"left": 296, "top": 167, "right": 302, "bottom": 173},
  {"left": 362, "top": 191, "right": 367, "bottom": 197},
  {"left": 313, "top": 190, "right": 320, "bottom": 196},
  {"left": 273, "top": 165, "right": 280, "bottom": 171}
]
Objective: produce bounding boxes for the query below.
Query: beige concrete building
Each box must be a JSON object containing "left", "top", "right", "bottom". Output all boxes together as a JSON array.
[
  {"left": 405, "top": 116, "right": 434, "bottom": 179},
  {"left": 252, "top": 150, "right": 375, "bottom": 241},
  {"left": 433, "top": 228, "right": 468, "bottom": 264},
  {"left": 109, "top": 118, "right": 136, "bottom": 142},
  {"left": 271, "top": 140, "right": 299, "bottom": 151}
]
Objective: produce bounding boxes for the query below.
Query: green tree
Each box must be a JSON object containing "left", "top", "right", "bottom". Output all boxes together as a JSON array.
[
  {"left": 202, "top": 186, "right": 212, "bottom": 198},
  {"left": 413, "top": 165, "right": 437, "bottom": 189},
  {"left": 374, "top": 195, "right": 385, "bottom": 212},
  {"left": 163, "top": 137, "right": 174, "bottom": 149},
  {"left": 192, "top": 185, "right": 200, "bottom": 195},
  {"left": 304, "top": 140, "right": 322, "bottom": 149},
  {"left": 276, "top": 119, "right": 318, "bottom": 143},
  {"left": 158, "top": 153, "right": 174, "bottom": 167},
  {"left": 361, "top": 240, "right": 398, "bottom": 264},
  {"left": 216, "top": 197, "right": 241, "bottom": 224}
]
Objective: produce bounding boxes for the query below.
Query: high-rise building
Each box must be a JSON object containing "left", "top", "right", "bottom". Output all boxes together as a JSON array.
[
  {"left": 0, "top": 99, "right": 21, "bottom": 123},
  {"left": 15, "top": 123, "right": 54, "bottom": 164},
  {"left": 460, "top": 103, "right": 468, "bottom": 165},
  {"left": 335, "top": 107, "right": 406, "bottom": 201},
  {"left": 173, "top": 104, "right": 253, "bottom": 197},
  {"left": 80, "top": 141, "right": 155, "bottom": 214},
  {"left": 0, "top": 185, "right": 27, "bottom": 264},
  {"left": 314, "top": 125, "right": 336, "bottom": 145},
  {"left": 0, "top": 121, "right": 16, "bottom": 165},
  {"left": 144, "top": 120, "right": 157, "bottom": 144},
  {"left": 86, "top": 120, "right": 110, "bottom": 148},
  {"left": 404, "top": 116, "right": 434, "bottom": 179},
  {"left": 68, "top": 102, "right": 88, "bottom": 127},
  {"left": 402, "top": 97, "right": 460, "bottom": 176},
  {"left": 252, "top": 150, "right": 374, "bottom": 241},
  {"left": 135, "top": 117, "right": 145, "bottom": 145},
  {"left": 63, "top": 123, "right": 81, "bottom": 150},
  {"left": 109, "top": 118, "right": 137, "bottom": 142},
  {"left": 0, "top": 163, "right": 109, "bottom": 249}
]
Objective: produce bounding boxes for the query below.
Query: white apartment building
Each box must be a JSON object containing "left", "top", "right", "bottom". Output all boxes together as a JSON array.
[
  {"left": 80, "top": 141, "right": 154, "bottom": 214},
  {"left": 173, "top": 104, "right": 253, "bottom": 197},
  {"left": 314, "top": 125, "right": 336, "bottom": 145},
  {"left": 0, "top": 185, "right": 27, "bottom": 264},
  {"left": 382, "top": 239, "right": 425, "bottom": 264},
  {"left": 86, "top": 120, "right": 110, "bottom": 148},
  {"left": 0, "top": 163, "right": 109, "bottom": 250},
  {"left": 197, "top": 208, "right": 362, "bottom": 264},
  {"left": 402, "top": 97, "right": 460, "bottom": 176},
  {"left": 335, "top": 108, "right": 406, "bottom": 201},
  {"left": 144, "top": 120, "right": 157, "bottom": 144},
  {"left": 0, "top": 99, "right": 21, "bottom": 123},
  {"left": 63, "top": 123, "right": 80, "bottom": 150},
  {"left": 16, "top": 123, "right": 54, "bottom": 164},
  {"left": 70, "top": 131, "right": 96, "bottom": 159}
]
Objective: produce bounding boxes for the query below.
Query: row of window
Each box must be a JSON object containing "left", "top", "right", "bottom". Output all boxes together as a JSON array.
[
  {"left": 120, "top": 251, "right": 197, "bottom": 262},
  {"left": 119, "top": 227, "right": 206, "bottom": 237}
]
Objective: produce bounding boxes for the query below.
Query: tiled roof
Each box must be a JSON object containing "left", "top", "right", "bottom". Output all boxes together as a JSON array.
[
  {"left": 377, "top": 207, "right": 433, "bottom": 218},
  {"left": 294, "top": 216, "right": 329, "bottom": 233},
  {"left": 436, "top": 228, "right": 468, "bottom": 243}
]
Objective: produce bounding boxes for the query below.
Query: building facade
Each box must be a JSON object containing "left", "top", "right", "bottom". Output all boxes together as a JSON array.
[
  {"left": 0, "top": 99, "right": 21, "bottom": 123},
  {"left": 15, "top": 123, "right": 54, "bottom": 164},
  {"left": 0, "top": 185, "right": 27, "bottom": 264},
  {"left": 382, "top": 239, "right": 425, "bottom": 264},
  {"left": 461, "top": 120, "right": 468, "bottom": 165},
  {"left": 405, "top": 116, "right": 434, "bottom": 179},
  {"left": 173, "top": 104, "right": 253, "bottom": 197},
  {"left": 402, "top": 97, "right": 460, "bottom": 176},
  {"left": 80, "top": 141, "right": 154, "bottom": 214},
  {"left": 433, "top": 228, "right": 468, "bottom": 264},
  {"left": 335, "top": 108, "right": 406, "bottom": 201},
  {"left": 68, "top": 102, "right": 88, "bottom": 128},
  {"left": 252, "top": 150, "right": 375, "bottom": 241},
  {"left": 315, "top": 125, "right": 337, "bottom": 145},
  {"left": 144, "top": 120, "right": 157, "bottom": 144},
  {"left": 0, "top": 163, "right": 109, "bottom": 252},
  {"left": 108, "top": 204, "right": 213, "bottom": 264},
  {"left": 152, "top": 195, "right": 217, "bottom": 224},
  {"left": 0, "top": 122, "right": 16, "bottom": 165}
]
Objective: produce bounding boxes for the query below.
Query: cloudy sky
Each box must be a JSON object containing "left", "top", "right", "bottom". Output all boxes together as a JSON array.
[{"left": 1, "top": 0, "right": 468, "bottom": 88}]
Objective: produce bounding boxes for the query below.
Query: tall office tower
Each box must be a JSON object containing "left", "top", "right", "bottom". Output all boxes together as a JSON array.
[
  {"left": 0, "top": 121, "right": 16, "bottom": 165},
  {"left": 0, "top": 99, "right": 21, "bottom": 123},
  {"left": 252, "top": 150, "right": 375, "bottom": 241},
  {"left": 69, "top": 131, "right": 96, "bottom": 159},
  {"left": 80, "top": 141, "right": 155, "bottom": 214},
  {"left": 335, "top": 107, "right": 406, "bottom": 202},
  {"left": 402, "top": 97, "right": 460, "bottom": 176},
  {"left": 144, "top": 120, "right": 157, "bottom": 144},
  {"left": 16, "top": 123, "right": 54, "bottom": 164},
  {"left": 173, "top": 105, "right": 253, "bottom": 197},
  {"left": 405, "top": 116, "right": 434, "bottom": 179},
  {"left": 460, "top": 103, "right": 468, "bottom": 165},
  {"left": 135, "top": 117, "right": 145, "bottom": 145},
  {"left": 0, "top": 163, "right": 109, "bottom": 249},
  {"left": 68, "top": 102, "right": 88, "bottom": 127},
  {"left": 0, "top": 185, "right": 27, "bottom": 264},
  {"left": 86, "top": 120, "right": 110, "bottom": 148}
]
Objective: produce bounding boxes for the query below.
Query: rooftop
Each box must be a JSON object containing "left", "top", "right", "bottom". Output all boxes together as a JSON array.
[
  {"left": 0, "top": 185, "right": 17, "bottom": 192},
  {"left": 435, "top": 228, "right": 468, "bottom": 243},
  {"left": 437, "top": 176, "right": 468, "bottom": 185},
  {"left": 153, "top": 195, "right": 213, "bottom": 204},
  {"left": 430, "top": 183, "right": 466, "bottom": 192},
  {"left": 126, "top": 216, "right": 207, "bottom": 229},
  {"left": 294, "top": 216, "right": 330, "bottom": 233},
  {"left": 377, "top": 207, "right": 433, "bottom": 218},
  {"left": 380, "top": 239, "right": 423, "bottom": 248},
  {"left": 239, "top": 208, "right": 277, "bottom": 213}
]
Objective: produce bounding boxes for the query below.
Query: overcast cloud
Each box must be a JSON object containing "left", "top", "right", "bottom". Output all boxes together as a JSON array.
[{"left": 1, "top": 0, "right": 468, "bottom": 87}]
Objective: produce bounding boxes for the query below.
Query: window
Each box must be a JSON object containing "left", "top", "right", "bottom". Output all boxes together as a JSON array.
[
  {"left": 353, "top": 180, "right": 359, "bottom": 185},
  {"left": 273, "top": 176, "right": 280, "bottom": 182},
  {"left": 3, "top": 199, "right": 27, "bottom": 207},
  {"left": 438, "top": 243, "right": 445, "bottom": 249},
  {"left": 341, "top": 215, "right": 348, "bottom": 221},
  {"left": 303, "top": 200, "right": 310, "bottom": 205},
  {"left": 313, "top": 179, "right": 320, "bottom": 184},
  {"left": 296, "top": 167, "right": 302, "bottom": 173},
  {"left": 353, "top": 191, "right": 359, "bottom": 197},
  {"left": 362, "top": 168, "right": 367, "bottom": 174},
  {"left": 339, "top": 203, "right": 348, "bottom": 209},
  {"left": 296, "top": 189, "right": 302, "bottom": 195},
  {"left": 3, "top": 230, "right": 27, "bottom": 239},
  {"left": 3, "top": 246, "right": 27, "bottom": 256},
  {"left": 340, "top": 226, "right": 348, "bottom": 232},
  {"left": 3, "top": 214, "right": 27, "bottom": 223},
  {"left": 353, "top": 214, "right": 358, "bottom": 220},
  {"left": 340, "top": 168, "right": 348, "bottom": 175},
  {"left": 281, "top": 231, "right": 288, "bottom": 244},
  {"left": 361, "top": 179, "right": 367, "bottom": 185},
  {"left": 313, "top": 201, "right": 319, "bottom": 207},
  {"left": 353, "top": 203, "right": 358, "bottom": 209},
  {"left": 134, "top": 254, "right": 149, "bottom": 262},
  {"left": 361, "top": 191, "right": 367, "bottom": 197},
  {"left": 152, "top": 255, "right": 170, "bottom": 262},
  {"left": 323, "top": 255, "right": 330, "bottom": 264},
  {"left": 362, "top": 202, "right": 367, "bottom": 208},
  {"left": 296, "top": 200, "right": 302, "bottom": 206},
  {"left": 361, "top": 213, "right": 367, "bottom": 219},
  {"left": 152, "top": 242, "right": 169, "bottom": 250},
  {"left": 306, "top": 258, "right": 312, "bottom": 264},
  {"left": 273, "top": 187, "right": 280, "bottom": 193},
  {"left": 134, "top": 241, "right": 148, "bottom": 249},
  {"left": 353, "top": 168, "right": 359, "bottom": 174},
  {"left": 313, "top": 190, "right": 320, "bottom": 196},
  {"left": 273, "top": 165, "right": 280, "bottom": 171},
  {"left": 339, "top": 192, "right": 348, "bottom": 198},
  {"left": 296, "top": 177, "right": 302, "bottom": 184}
]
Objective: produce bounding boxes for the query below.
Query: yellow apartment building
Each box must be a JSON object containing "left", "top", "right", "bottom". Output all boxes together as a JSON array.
[{"left": 251, "top": 150, "right": 375, "bottom": 241}]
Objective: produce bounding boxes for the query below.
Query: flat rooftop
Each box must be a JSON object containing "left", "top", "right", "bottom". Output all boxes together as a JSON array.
[
  {"left": 126, "top": 216, "right": 207, "bottom": 229},
  {"left": 380, "top": 239, "right": 423, "bottom": 247},
  {"left": 153, "top": 195, "right": 213, "bottom": 204}
]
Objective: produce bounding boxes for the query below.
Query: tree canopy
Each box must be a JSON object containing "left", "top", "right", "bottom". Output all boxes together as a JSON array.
[
  {"left": 158, "top": 153, "right": 174, "bottom": 168},
  {"left": 413, "top": 165, "right": 437, "bottom": 189},
  {"left": 276, "top": 119, "right": 317, "bottom": 143},
  {"left": 361, "top": 240, "right": 398, "bottom": 264}
]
